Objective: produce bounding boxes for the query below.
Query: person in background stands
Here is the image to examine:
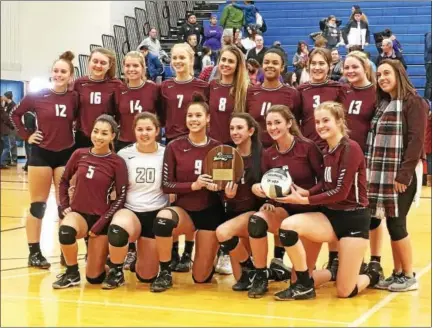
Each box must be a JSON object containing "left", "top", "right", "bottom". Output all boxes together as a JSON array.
[
  {"left": 246, "top": 34, "right": 268, "bottom": 66},
  {"left": 220, "top": 0, "right": 244, "bottom": 31},
  {"left": 3, "top": 91, "right": 17, "bottom": 166},
  {"left": 376, "top": 39, "right": 407, "bottom": 70},
  {"left": 343, "top": 9, "right": 370, "bottom": 49},
  {"left": 0, "top": 96, "right": 15, "bottom": 169},
  {"left": 178, "top": 14, "right": 204, "bottom": 45},
  {"left": 330, "top": 48, "right": 344, "bottom": 81},
  {"left": 137, "top": 27, "right": 170, "bottom": 64},
  {"left": 138, "top": 45, "right": 164, "bottom": 82},
  {"left": 203, "top": 15, "right": 223, "bottom": 56}
]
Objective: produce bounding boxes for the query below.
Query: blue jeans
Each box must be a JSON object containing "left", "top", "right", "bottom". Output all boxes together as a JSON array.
[
  {"left": 1, "top": 135, "right": 11, "bottom": 165},
  {"left": 5, "top": 131, "right": 17, "bottom": 162}
]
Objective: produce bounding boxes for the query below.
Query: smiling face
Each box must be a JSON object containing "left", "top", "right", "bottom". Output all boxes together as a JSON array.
[
  {"left": 89, "top": 51, "right": 111, "bottom": 80},
  {"left": 377, "top": 63, "right": 397, "bottom": 95},
  {"left": 343, "top": 56, "right": 366, "bottom": 85},
  {"left": 314, "top": 108, "right": 340, "bottom": 141},
  {"left": 171, "top": 47, "right": 192, "bottom": 76},
  {"left": 186, "top": 104, "right": 209, "bottom": 133},
  {"left": 230, "top": 117, "right": 253, "bottom": 146},
  {"left": 263, "top": 52, "right": 284, "bottom": 81},
  {"left": 218, "top": 50, "right": 237, "bottom": 78},
  {"left": 124, "top": 56, "right": 144, "bottom": 82},
  {"left": 266, "top": 112, "right": 291, "bottom": 141},
  {"left": 309, "top": 53, "right": 330, "bottom": 83},
  {"left": 134, "top": 118, "right": 158, "bottom": 146},
  {"left": 51, "top": 60, "right": 72, "bottom": 89},
  {"left": 91, "top": 121, "right": 115, "bottom": 151}
]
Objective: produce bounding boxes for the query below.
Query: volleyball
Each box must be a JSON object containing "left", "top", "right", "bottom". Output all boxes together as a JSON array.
[{"left": 260, "top": 168, "right": 292, "bottom": 198}]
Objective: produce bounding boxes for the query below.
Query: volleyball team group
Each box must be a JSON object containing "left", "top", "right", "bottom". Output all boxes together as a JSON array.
[{"left": 9, "top": 38, "right": 427, "bottom": 301}]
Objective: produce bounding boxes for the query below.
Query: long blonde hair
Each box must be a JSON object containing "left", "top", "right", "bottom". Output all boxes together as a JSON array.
[
  {"left": 123, "top": 51, "right": 147, "bottom": 83},
  {"left": 89, "top": 47, "right": 117, "bottom": 79},
  {"left": 216, "top": 45, "right": 249, "bottom": 113},
  {"left": 171, "top": 43, "right": 194, "bottom": 77},
  {"left": 315, "top": 101, "right": 350, "bottom": 137},
  {"left": 344, "top": 50, "right": 376, "bottom": 86}
]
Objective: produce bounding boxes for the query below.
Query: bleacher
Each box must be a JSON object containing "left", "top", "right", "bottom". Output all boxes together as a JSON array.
[{"left": 74, "top": 1, "right": 431, "bottom": 97}]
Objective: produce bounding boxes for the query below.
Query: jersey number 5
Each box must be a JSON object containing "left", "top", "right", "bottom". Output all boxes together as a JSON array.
[{"left": 86, "top": 165, "right": 96, "bottom": 179}]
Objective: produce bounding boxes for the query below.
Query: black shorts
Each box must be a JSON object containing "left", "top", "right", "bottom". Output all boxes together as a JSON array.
[
  {"left": 75, "top": 130, "right": 92, "bottom": 149},
  {"left": 76, "top": 211, "right": 109, "bottom": 235},
  {"left": 321, "top": 207, "right": 370, "bottom": 240},
  {"left": 281, "top": 204, "right": 320, "bottom": 216},
  {"left": 133, "top": 209, "right": 159, "bottom": 239},
  {"left": 187, "top": 203, "right": 225, "bottom": 231},
  {"left": 29, "top": 145, "right": 73, "bottom": 169},
  {"left": 115, "top": 140, "right": 133, "bottom": 152}
]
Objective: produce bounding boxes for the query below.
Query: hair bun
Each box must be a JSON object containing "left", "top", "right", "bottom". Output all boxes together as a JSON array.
[
  {"left": 191, "top": 91, "right": 207, "bottom": 103},
  {"left": 59, "top": 51, "right": 75, "bottom": 62}
]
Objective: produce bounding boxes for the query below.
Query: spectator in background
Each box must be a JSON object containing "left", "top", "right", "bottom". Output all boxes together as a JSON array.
[
  {"left": 139, "top": 45, "right": 164, "bottom": 82},
  {"left": 343, "top": 9, "right": 370, "bottom": 49},
  {"left": 330, "top": 48, "right": 344, "bottom": 81},
  {"left": 246, "top": 33, "right": 267, "bottom": 65},
  {"left": 222, "top": 28, "right": 234, "bottom": 47},
  {"left": 383, "top": 29, "right": 403, "bottom": 55},
  {"left": 0, "top": 96, "right": 15, "bottom": 169},
  {"left": 137, "top": 28, "right": 170, "bottom": 64},
  {"left": 364, "top": 51, "right": 377, "bottom": 72},
  {"left": 234, "top": 28, "right": 247, "bottom": 54},
  {"left": 220, "top": 0, "right": 244, "bottom": 30},
  {"left": 201, "top": 46, "right": 213, "bottom": 69},
  {"left": 376, "top": 38, "right": 407, "bottom": 69},
  {"left": 322, "top": 15, "right": 344, "bottom": 49},
  {"left": 178, "top": 14, "right": 204, "bottom": 45},
  {"left": 204, "top": 15, "right": 223, "bottom": 54},
  {"left": 283, "top": 71, "right": 298, "bottom": 87},
  {"left": 425, "top": 32, "right": 432, "bottom": 101},
  {"left": 232, "top": 1, "right": 258, "bottom": 36},
  {"left": 246, "top": 58, "right": 262, "bottom": 85},
  {"left": 314, "top": 35, "right": 328, "bottom": 49},
  {"left": 187, "top": 34, "right": 203, "bottom": 77},
  {"left": 292, "top": 41, "right": 309, "bottom": 84},
  {"left": 3, "top": 91, "right": 17, "bottom": 166},
  {"left": 346, "top": 5, "right": 369, "bottom": 29}
]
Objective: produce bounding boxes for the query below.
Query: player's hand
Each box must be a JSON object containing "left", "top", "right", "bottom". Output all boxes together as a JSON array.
[
  {"left": 169, "top": 194, "right": 177, "bottom": 204},
  {"left": 28, "top": 131, "right": 43, "bottom": 145},
  {"left": 292, "top": 184, "right": 309, "bottom": 196},
  {"left": 252, "top": 183, "right": 267, "bottom": 198},
  {"left": 192, "top": 174, "right": 214, "bottom": 191},
  {"left": 394, "top": 181, "right": 407, "bottom": 193},
  {"left": 225, "top": 182, "right": 238, "bottom": 199},
  {"left": 88, "top": 231, "right": 97, "bottom": 238},
  {"left": 275, "top": 186, "right": 308, "bottom": 204},
  {"left": 206, "top": 182, "right": 220, "bottom": 192},
  {"left": 62, "top": 207, "right": 72, "bottom": 218},
  {"left": 260, "top": 203, "right": 275, "bottom": 212}
]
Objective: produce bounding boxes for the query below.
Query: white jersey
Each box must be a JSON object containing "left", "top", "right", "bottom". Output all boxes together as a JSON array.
[{"left": 118, "top": 143, "right": 169, "bottom": 212}]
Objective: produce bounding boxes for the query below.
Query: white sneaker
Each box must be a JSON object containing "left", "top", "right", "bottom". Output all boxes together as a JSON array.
[{"left": 215, "top": 254, "right": 233, "bottom": 275}]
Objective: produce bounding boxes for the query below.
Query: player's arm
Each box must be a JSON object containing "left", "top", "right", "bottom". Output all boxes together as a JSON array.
[
  {"left": 162, "top": 144, "right": 194, "bottom": 194},
  {"left": 59, "top": 150, "right": 80, "bottom": 211},
  {"left": 9, "top": 95, "right": 34, "bottom": 140}
]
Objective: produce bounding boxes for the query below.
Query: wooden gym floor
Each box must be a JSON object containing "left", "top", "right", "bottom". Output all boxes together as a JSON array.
[{"left": 1, "top": 164, "right": 431, "bottom": 327}]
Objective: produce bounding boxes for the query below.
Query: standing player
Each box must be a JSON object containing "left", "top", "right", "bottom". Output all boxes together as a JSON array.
[
  {"left": 215, "top": 113, "right": 264, "bottom": 290},
  {"left": 102, "top": 113, "right": 168, "bottom": 289},
  {"left": 247, "top": 105, "right": 324, "bottom": 298},
  {"left": 10, "top": 51, "right": 79, "bottom": 269},
  {"left": 342, "top": 51, "right": 385, "bottom": 281},
  {"left": 273, "top": 101, "right": 381, "bottom": 301},
  {"left": 150, "top": 93, "right": 223, "bottom": 292},
  {"left": 52, "top": 115, "right": 128, "bottom": 289},
  {"left": 208, "top": 45, "right": 249, "bottom": 144},
  {"left": 247, "top": 49, "right": 301, "bottom": 149},
  {"left": 74, "top": 48, "right": 122, "bottom": 148}
]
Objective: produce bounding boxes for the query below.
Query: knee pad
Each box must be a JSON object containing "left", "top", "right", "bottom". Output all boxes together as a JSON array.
[
  {"left": 86, "top": 271, "right": 106, "bottom": 284},
  {"left": 192, "top": 267, "right": 215, "bottom": 284},
  {"left": 107, "top": 224, "right": 129, "bottom": 247},
  {"left": 219, "top": 236, "right": 239, "bottom": 253},
  {"left": 58, "top": 206, "right": 64, "bottom": 220},
  {"left": 348, "top": 285, "right": 359, "bottom": 298},
  {"left": 30, "top": 202, "right": 46, "bottom": 219},
  {"left": 136, "top": 272, "right": 156, "bottom": 283},
  {"left": 386, "top": 217, "right": 408, "bottom": 241},
  {"left": 248, "top": 215, "right": 268, "bottom": 238},
  {"left": 369, "top": 217, "right": 382, "bottom": 231},
  {"left": 58, "top": 225, "right": 77, "bottom": 245},
  {"left": 278, "top": 229, "right": 299, "bottom": 247},
  {"left": 153, "top": 214, "right": 178, "bottom": 238}
]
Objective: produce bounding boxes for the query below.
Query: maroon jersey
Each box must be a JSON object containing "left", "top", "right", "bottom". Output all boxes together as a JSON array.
[
  {"left": 225, "top": 155, "right": 263, "bottom": 213},
  {"left": 342, "top": 84, "right": 376, "bottom": 153},
  {"left": 10, "top": 89, "right": 78, "bottom": 151},
  {"left": 298, "top": 80, "right": 348, "bottom": 150},
  {"left": 247, "top": 84, "right": 301, "bottom": 148},
  {"left": 208, "top": 80, "right": 235, "bottom": 144},
  {"left": 59, "top": 148, "right": 128, "bottom": 234},
  {"left": 162, "top": 136, "right": 221, "bottom": 211},
  {"left": 114, "top": 81, "right": 162, "bottom": 143},
  {"left": 74, "top": 76, "right": 122, "bottom": 136},
  {"left": 308, "top": 137, "right": 368, "bottom": 210},
  {"left": 262, "top": 137, "right": 323, "bottom": 213},
  {"left": 160, "top": 78, "right": 209, "bottom": 140}
]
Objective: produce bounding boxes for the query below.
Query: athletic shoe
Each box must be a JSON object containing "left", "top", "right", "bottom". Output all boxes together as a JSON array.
[
  {"left": 329, "top": 257, "right": 339, "bottom": 281},
  {"left": 150, "top": 270, "right": 173, "bottom": 293},
  {"left": 269, "top": 258, "right": 291, "bottom": 281},
  {"left": 232, "top": 268, "right": 255, "bottom": 291},
  {"left": 102, "top": 268, "right": 125, "bottom": 290},
  {"left": 388, "top": 273, "right": 418, "bottom": 292},
  {"left": 365, "top": 260, "right": 382, "bottom": 287},
  {"left": 28, "top": 252, "right": 51, "bottom": 269},
  {"left": 359, "top": 261, "right": 368, "bottom": 275},
  {"left": 375, "top": 271, "right": 402, "bottom": 290},
  {"left": 274, "top": 281, "right": 316, "bottom": 301},
  {"left": 174, "top": 252, "right": 192, "bottom": 272},
  {"left": 169, "top": 251, "right": 180, "bottom": 271},
  {"left": 216, "top": 254, "right": 232, "bottom": 275},
  {"left": 123, "top": 251, "right": 136, "bottom": 271},
  {"left": 248, "top": 270, "right": 268, "bottom": 298},
  {"left": 52, "top": 271, "right": 81, "bottom": 289}
]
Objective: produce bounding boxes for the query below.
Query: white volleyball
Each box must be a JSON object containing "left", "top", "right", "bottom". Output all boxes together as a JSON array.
[{"left": 261, "top": 168, "right": 292, "bottom": 198}]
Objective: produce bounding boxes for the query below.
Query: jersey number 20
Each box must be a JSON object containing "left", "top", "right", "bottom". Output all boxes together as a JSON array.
[{"left": 136, "top": 168, "right": 155, "bottom": 183}]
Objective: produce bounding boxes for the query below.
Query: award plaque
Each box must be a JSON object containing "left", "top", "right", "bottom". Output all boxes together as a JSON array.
[{"left": 204, "top": 145, "right": 245, "bottom": 190}]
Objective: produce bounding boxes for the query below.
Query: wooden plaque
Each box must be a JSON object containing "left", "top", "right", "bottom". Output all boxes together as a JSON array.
[{"left": 204, "top": 145, "right": 245, "bottom": 190}]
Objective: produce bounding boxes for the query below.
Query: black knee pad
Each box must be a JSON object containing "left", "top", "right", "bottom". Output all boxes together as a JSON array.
[
  {"left": 86, "top": 271, "right": 106, "bottom": 284},
  {"left": 193, "top": 267, "right": 215, "bottom": 284},
  {"left": 219, "top": 236, "right": 239, "bottom": 253},
  {"left": 153, "top": 212, "right": 178, "bottom": 237},
  {"left": 107, "top": 224, "right": 129, "bottom": 247},
  {"left": 369, "top": 217, "right": 382, "bottom": 231},
  {"left": 58, "top": 225, "right": 77, "bottom": 245},
  {"left": 30, "top": 202, "right": 46, "bottom": 219},
  {"left": 386, "top": 217, "right": 408, "bottom": 241},
  {"left": 136, "top": 272, "right": 157, "bottom": 283},
  {"left": 348, "top": 285, "right": 359, "bottom": 298},
  {"left": 248, "top": 215, "right": 268, "bottom": 238},
  {"left": 278, "top": 229, "right": 299, "bottom": 247}
]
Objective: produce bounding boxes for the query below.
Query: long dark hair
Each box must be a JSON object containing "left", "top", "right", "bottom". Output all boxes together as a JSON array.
[
  {"left": 230, "top": 112, "right": 262, "bottom": 184},
  {"left": 93, "top": 114, "right": 119, "bottom": 152}
]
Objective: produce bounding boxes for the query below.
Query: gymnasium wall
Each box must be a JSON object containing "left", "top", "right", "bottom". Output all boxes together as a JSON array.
[{"left": 1, "top": 1, "right": 144, "bottom": 82}]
